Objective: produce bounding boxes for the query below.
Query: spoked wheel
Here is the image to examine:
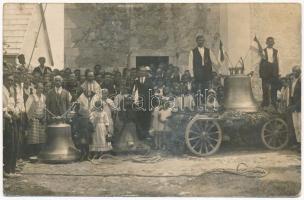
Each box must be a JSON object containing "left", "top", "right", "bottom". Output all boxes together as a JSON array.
[
  {"left": 261, "top": 118, "right": 289, "bottom": 150},
  {"left": 185, "top": 116, "right": 222, "bottom": 156}
]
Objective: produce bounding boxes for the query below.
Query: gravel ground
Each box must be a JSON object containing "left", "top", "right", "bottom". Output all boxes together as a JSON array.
[{"left": 3, "top": 147, "right": 301, "bottom": 197}]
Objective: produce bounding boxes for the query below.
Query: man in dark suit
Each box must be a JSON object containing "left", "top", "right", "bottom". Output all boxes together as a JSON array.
[
  {"left": 32, "top": 57, "right": 52, "bottom": 76},
  {"left": 132, "top": 67, "right": 154, "bottom": 141},
  {"left": 254, "top": 36, "right": 279, "bottom": 107},
  {"left": 46, "top": 75, "right": 72, "bottom": 120}
]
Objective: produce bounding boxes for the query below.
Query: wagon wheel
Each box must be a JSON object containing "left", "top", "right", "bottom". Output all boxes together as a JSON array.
[
  {"left": 185, "top": 116, "right": 222, "bottom": 156},
  {"left": 261, "top": 118, "right": 289, "bottom": 150}
]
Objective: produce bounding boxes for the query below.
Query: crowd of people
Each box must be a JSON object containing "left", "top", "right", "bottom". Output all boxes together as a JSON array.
[
  {"left": 2, "top": 53, "right": 224, "bottom": 177},
  {"left": 3, "top": 35, "right": 301, "bottom": 177}
]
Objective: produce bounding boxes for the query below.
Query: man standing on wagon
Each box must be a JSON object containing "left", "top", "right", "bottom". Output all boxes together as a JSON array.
[
  {"left": 188, "top": 33, "right": 224, "bottom": 103},
  {"left": 254, "top": 36, "right": 280, "bottom": 108}
]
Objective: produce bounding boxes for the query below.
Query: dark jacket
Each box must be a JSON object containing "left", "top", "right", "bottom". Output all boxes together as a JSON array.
[
  {"left": 259, "top": 48, "right": 279, "bottom": 79},
  {"left": 32, "top": 66, "right": 52, "bottom": 76},
  {"left": 46, "top": 88, "right": 71, "bottom": 118},
  {"left": 193, "top": 47, "right": 212, "bottom": 82},
  {"left": 132, "top": 77, "right": 153, "bottom": 111}
]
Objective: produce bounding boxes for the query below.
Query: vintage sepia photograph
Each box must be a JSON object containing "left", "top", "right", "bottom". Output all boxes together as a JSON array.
[{"left": 2, "top": 1, "right": 302, "bottom": 197}]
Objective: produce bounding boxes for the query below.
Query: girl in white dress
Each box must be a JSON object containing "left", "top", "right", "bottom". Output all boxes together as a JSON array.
[
  {"left": 158, "top": 102, "right": 173, "bottom": 150},
  {"left": 89, "top": 100, "right": 112, "bottom": 157},
  {"left": 150, "top": 105, "right": 161, "bottom": 149}
]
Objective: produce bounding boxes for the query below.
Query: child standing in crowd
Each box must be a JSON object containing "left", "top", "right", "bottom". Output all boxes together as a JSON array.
[
  {"left": 73, "top": 89, "right": 96, "bottom": 161},
  {"left": 89, "top": 101, "right": 112, "bottom": 157},
  {"left": 150, "top": 89, "right": 163, "bottom": 149},
  {"left": 101, "top": 89, "right": 116, "bottom": 135},
  {"left": 150, "top": 104, "right": 161, "bottom": 149},
  {"left": 158, "top": 102, "right": 173, "bottom": 150},
  {"left": 278, "top": 77, "right": 290, "bottom": 113}
]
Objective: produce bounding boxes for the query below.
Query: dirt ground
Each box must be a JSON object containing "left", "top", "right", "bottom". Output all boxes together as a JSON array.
[{"left": 3, "top": 145, "right": 301, "bottom": 197}]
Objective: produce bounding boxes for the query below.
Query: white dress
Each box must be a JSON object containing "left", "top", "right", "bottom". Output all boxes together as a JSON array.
[
  {"left": 158, "top": 108, "right": 172, "bottom": 132},
  {"left": 150, "top": 106, "right": 161, "bottom": 135},
  {"left": 102, "top": 98, "right": 115, "bottom": 135},
  {"left": 90, "top": 94, "right": 115, "bottom": 135},
  {"left": 89, "top": 110, "right": 112, "bottom": 152}
]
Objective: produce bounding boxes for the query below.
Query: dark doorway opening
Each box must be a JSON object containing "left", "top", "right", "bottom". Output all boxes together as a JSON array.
[{"left": 136, "top": 56, "right": 169, "bottom": 68}]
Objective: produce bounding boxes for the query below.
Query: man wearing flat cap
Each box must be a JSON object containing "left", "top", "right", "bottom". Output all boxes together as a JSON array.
[{"left": 46, "top": 75, "right": 72, "bottom": 119}]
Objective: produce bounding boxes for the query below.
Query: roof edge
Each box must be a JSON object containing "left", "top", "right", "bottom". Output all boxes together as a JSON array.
[{"left": 39, "top": 3, "right": 54, "bottom": 66}]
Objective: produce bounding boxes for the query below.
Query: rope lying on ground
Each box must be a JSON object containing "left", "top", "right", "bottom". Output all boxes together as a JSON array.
[
  {"left": 89, "top": 153, "right": 164, "bottom": 165},
  {"left": 204, "top": 162, "right": 268, "bottom": 178},
  {"left": 21, "top": 162, "right": 268, "bottom": 178}
]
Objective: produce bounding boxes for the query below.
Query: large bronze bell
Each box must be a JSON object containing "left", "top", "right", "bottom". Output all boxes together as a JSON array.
[
  {"left": 223, "top": 74, "right": 258, "bottom": 112},
  {"left": 39, "top": 121, "right": 80, "bottom": 163}
]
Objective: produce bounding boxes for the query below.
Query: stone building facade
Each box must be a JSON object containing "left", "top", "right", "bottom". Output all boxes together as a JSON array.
[
  {"left": 64, "top": 3, "right": 301, "bottom": 100},
  {"left": 64, "top": 4, "right": 221, "bottom": 70}
]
